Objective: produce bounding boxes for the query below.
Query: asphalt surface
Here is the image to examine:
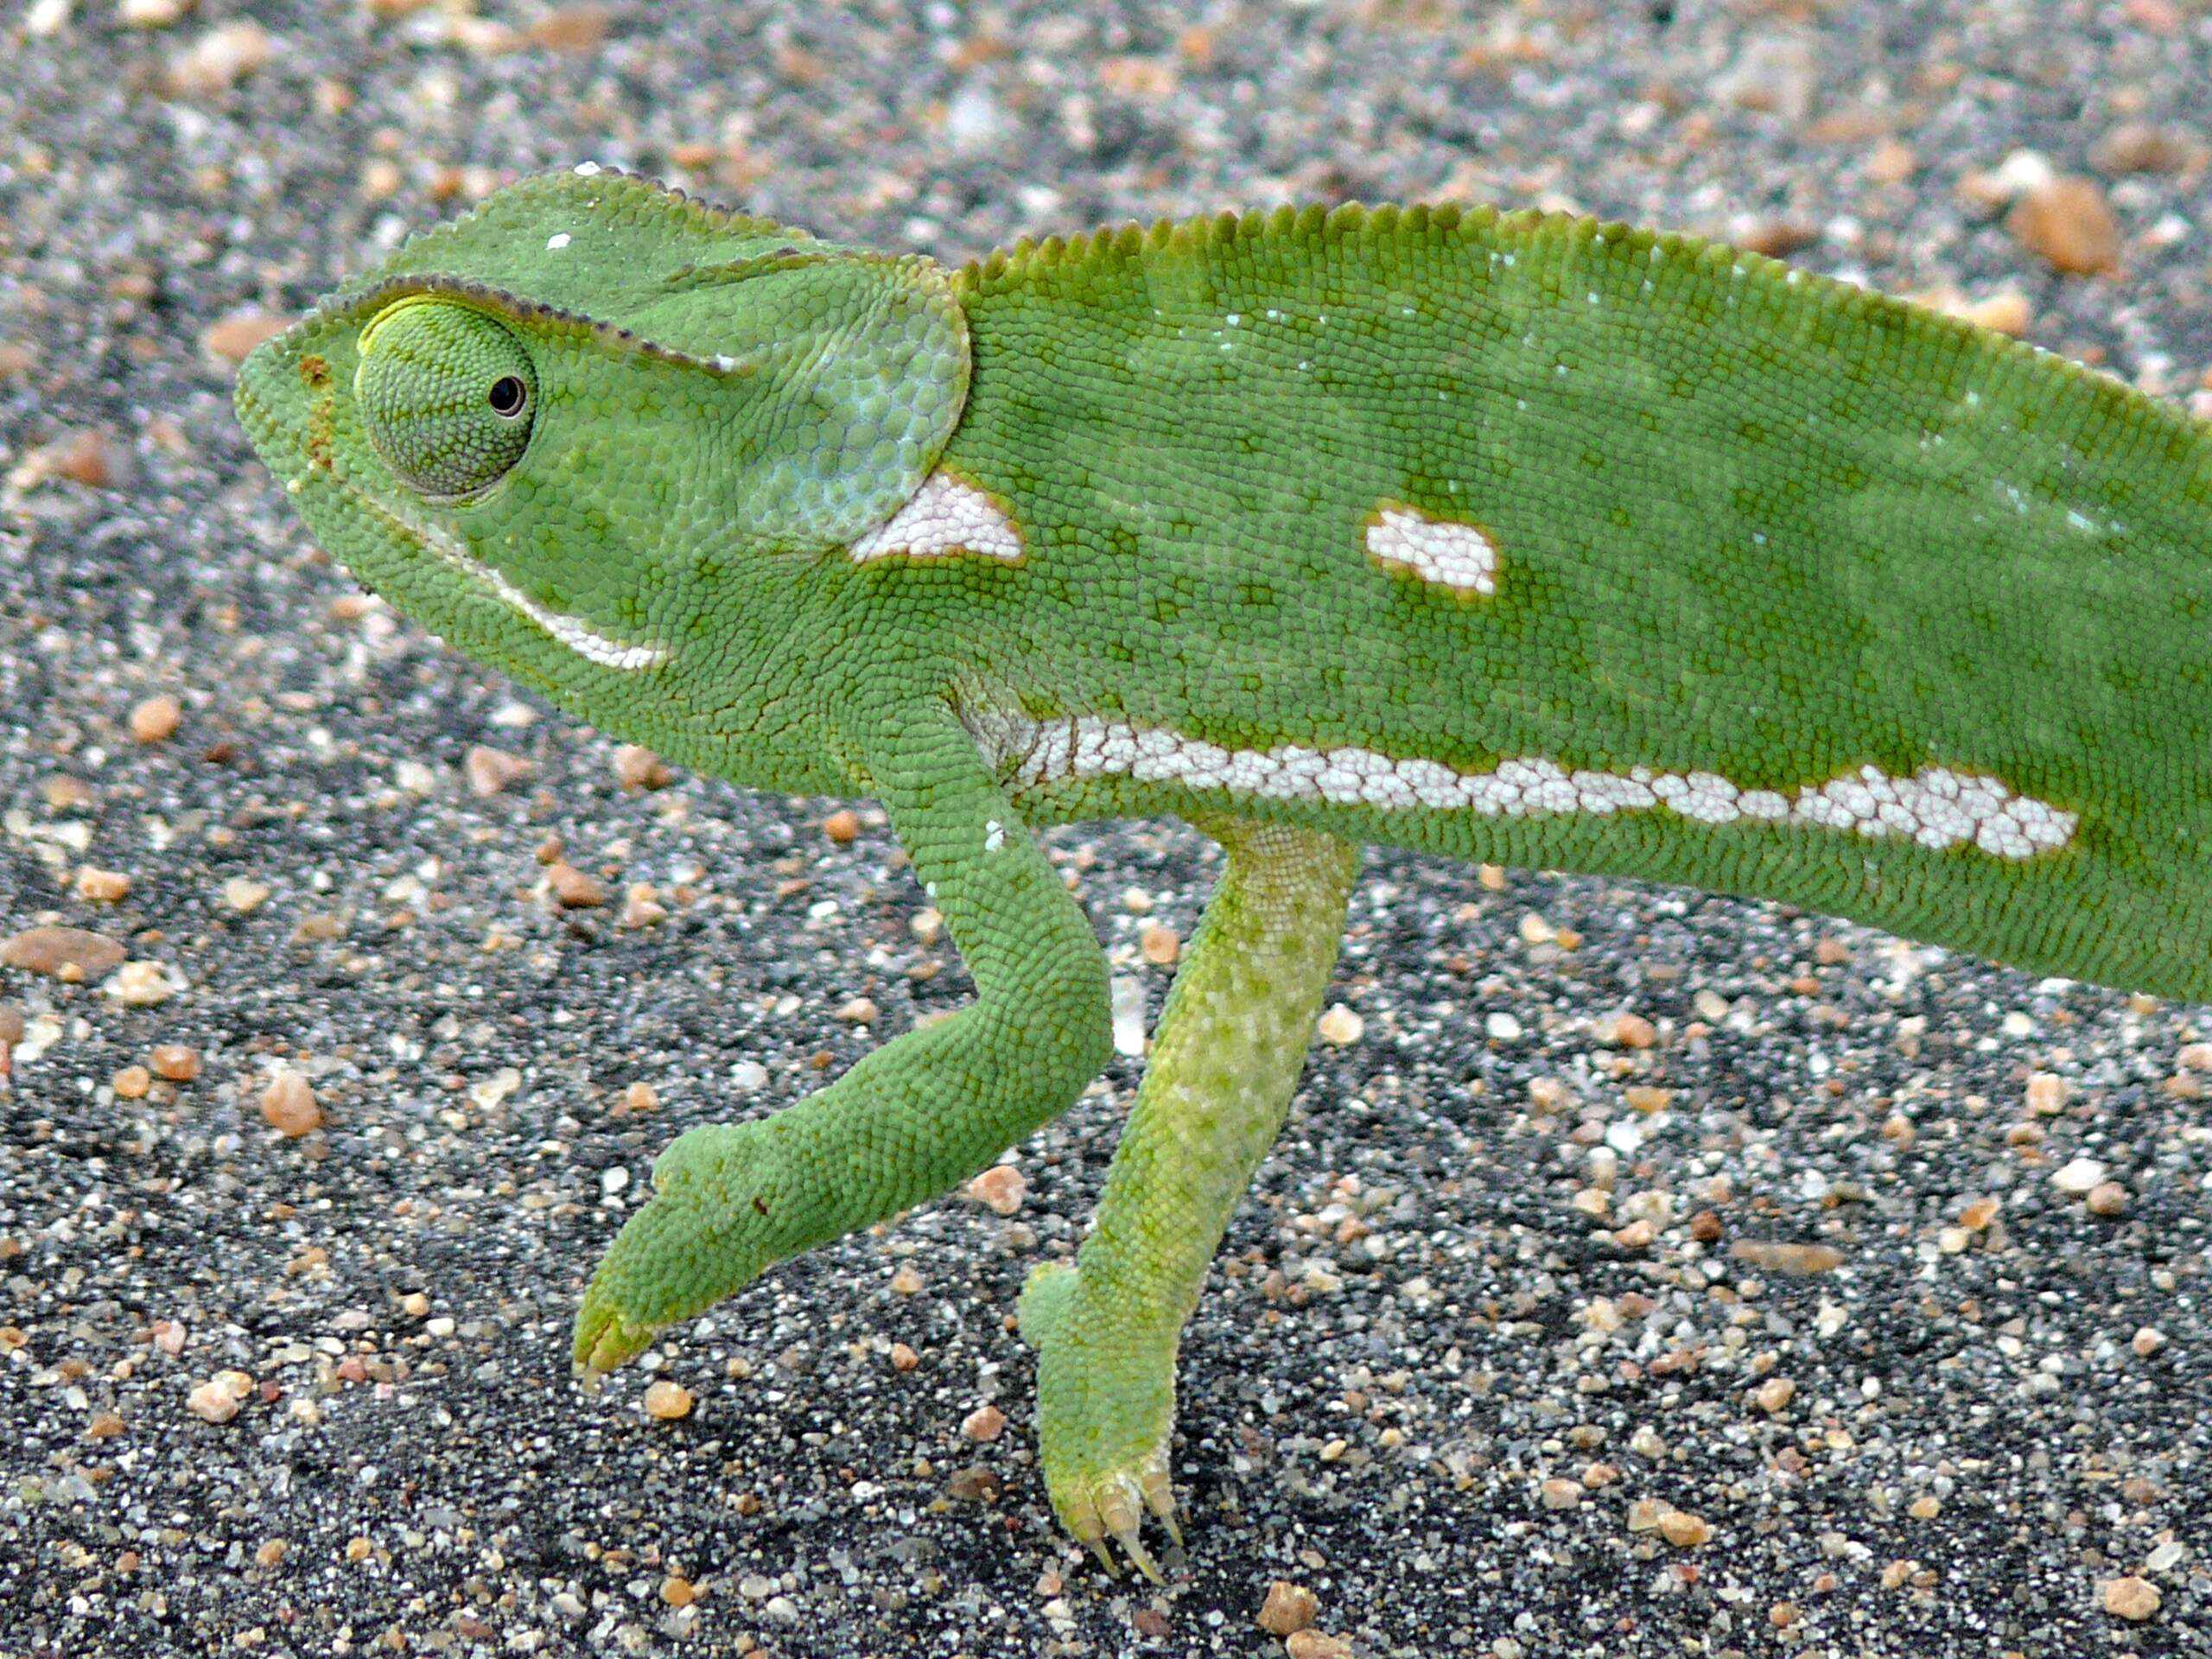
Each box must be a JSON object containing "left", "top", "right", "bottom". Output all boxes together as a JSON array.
[{"left": 3, "top": 3, "right": 2210, "bottom": 1656}]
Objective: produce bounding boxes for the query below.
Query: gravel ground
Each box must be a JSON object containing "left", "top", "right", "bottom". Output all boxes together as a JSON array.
[{"left": 5, "top": 3, "right": 2212, "bottom": 1656}]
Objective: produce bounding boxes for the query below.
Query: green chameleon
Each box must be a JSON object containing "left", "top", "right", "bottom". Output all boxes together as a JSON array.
[{"left": 238, "top": 166, "right": 2212, "bottom": 1577}]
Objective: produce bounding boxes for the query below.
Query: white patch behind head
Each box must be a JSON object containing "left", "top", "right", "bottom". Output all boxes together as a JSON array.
[
  {"left": 1366, "top": 505, "right": 1497, "bottom": 596},
  {"left": 850, "top": 471, "right": 1023, "bottom": 564}
]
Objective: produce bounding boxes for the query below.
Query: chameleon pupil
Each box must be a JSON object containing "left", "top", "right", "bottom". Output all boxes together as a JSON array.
[{"left": 488, "top": 375, "right": 527, "bottom": 417}]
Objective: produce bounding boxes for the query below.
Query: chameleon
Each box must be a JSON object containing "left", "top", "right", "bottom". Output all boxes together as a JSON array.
[{"left": 236, "top": 165, "right": 2212, "bottom": 1578}]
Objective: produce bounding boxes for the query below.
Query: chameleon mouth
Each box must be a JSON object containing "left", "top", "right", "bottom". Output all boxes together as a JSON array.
[{"left": 353, "top": 487, "right": 670, "bottom": 672}]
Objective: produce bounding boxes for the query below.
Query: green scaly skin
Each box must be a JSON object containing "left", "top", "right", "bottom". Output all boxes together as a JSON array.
[{"left": 236, "top": 168, "right": 2212, "bottom": 1577}]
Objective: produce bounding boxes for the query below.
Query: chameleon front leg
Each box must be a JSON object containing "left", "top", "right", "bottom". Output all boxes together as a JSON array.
[
  {"left": 1019, "top": 818, "right": 1358, "bottom": 1578},
  {"left": 573, "top": 704, "right": 1111, "bottom": 1375}
]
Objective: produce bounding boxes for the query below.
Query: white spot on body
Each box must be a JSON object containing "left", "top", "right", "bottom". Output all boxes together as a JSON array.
[
  {"left": 1366, "top": 505, "right": 1498, "bottom": 596},
  {"left": 572, "top": 162, "right": 602, "bottom": 176},
  {"left": 982, "top": 819, "right": 1006, "bottom": 854},
  {"left": 976, "top": 714, "right": 2074, "bottom": 861},
  {"left": 546, "top": 232, "right": 571, "bottom": 251},
  {"left": 849, "top": 471, "right": 1023, "bottom": 564}
]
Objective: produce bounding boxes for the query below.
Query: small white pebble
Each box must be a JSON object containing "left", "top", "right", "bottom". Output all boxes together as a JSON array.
[
  {"left": 1317, "top": 1003, "right": 1363, "bottom": 1046},
  {"left": 2051, "top": 1157, "right": 2106, "bottom": 1197}
]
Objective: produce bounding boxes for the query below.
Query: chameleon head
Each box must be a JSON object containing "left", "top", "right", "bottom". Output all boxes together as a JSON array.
[
  {"left": 234, "top": 165, "right": 971, "bottom": 726},
  {"left": 234, "top": 278, "right": 696, "bottom": 694}
]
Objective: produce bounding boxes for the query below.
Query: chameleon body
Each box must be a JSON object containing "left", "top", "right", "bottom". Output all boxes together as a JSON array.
[{"left": 237, "top": 168, "right": 2212, "bottom": 1574}]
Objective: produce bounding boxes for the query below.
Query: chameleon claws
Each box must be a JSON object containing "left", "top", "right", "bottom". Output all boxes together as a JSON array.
[
  {"left": 1060, "top": 1467, "right": 1179, "bottom": 1583},
  {"left": 1113, "top": 1523, "right": 1163, "bottom": 1586},
  {"left": 571, "top": 1292, "right": 661, "bottom": 1381}
]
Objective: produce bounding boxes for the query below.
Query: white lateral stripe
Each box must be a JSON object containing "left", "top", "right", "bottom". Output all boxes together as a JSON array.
[
  {"left": 360, "top": 490, "right": 668, "bottom": 671},
  {"left": 986, "top": 715, "right": 2074, "bottom": 861},
  {"left": 850, "top": 471, "right": 1023, "bottom": 563},
  {"left": 1366, "top": 505, "right": 1497, "bottom": 595}
]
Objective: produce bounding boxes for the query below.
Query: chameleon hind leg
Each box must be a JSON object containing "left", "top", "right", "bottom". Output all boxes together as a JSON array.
[{"left": 1018, "top": 817, "right": 1357, "bottom": 1577}]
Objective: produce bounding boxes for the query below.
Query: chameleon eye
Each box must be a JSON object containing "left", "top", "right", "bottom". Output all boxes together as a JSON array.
[{"left": 353, "top": 297, "right": 537, "bottom": 498}]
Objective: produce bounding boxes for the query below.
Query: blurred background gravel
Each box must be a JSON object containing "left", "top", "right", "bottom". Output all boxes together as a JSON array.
[{"left": 3, "top": 3, "right": 2210, "bottom": 1656}]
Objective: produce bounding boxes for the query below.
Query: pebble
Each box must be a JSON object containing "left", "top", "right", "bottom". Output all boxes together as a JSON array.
[
  {"left": 964, "top": 1164, "right": 1026, "bottom": 1216},
  {"left": 961, "top": 1403, "right": 1007, "bottom": 1442},
  {"left": 2051, "top": 1157, "right": 2107, "bottom": 1197},
  {"left": 1539, "top": 1478, "right": 1582, "bottom": 1510},
  {"left": 75, "top": 867, "right": 130, "bottom": 903},
  {"left": 2103, "top": 1575, "right": 2161, "bottom": 1621},
  {"left": 113, "top": 1065, "right": 150, "bottom": 1099},
  {"left": 642, "top": 1381, "right": 694, "bottom": 1421},
  {"left": 2091, "top": 121, "right": 2201, "bottom": 175},
  {"left": 260, "top": 1071, "right": 321, "bottom": 1137},
  {"left": 187, "top": 1373, "right": 251, "bottom": 1424},
  {"left": 888, "top": 1264, "right": 924, "bottom": 1295},
  {"left": 545, "top": 863, "right": 605, "bottom": 909},
  {"left": 129, "top": 694, "right": 182, "bottom": 743},
  {"left": 614, "top": 745, "right": 673, "bottom": 791},
  {"left": 1256, "top": 1580, "right": 1319, "bottom": 1636},
  {"left": 198, "top": 308, "right": 290, "bottom": 365},
  {"left": 2024, "top": 1071, "right": 2069, "bottom": 1115},
  {"left": 1595, "top": 1012, "right": 1656, "bottom": 1048},
  {"left": 1527, "top": 1077, "right": 1571, "bottom": 1113},
  {"left": 1728, "top": 1240, "right": 1846, "bottom": 1275},
  {"left": 463, "top": 746, "right": 531, "bottom": 798},
  {"left": 1139, "top": 922, "right": 1179, "bottom": 965},
  {"left": 1753, "top": 1377, "right": 1796, "bottom": 1414},
  {"left": 1284, "top": 1632, "right": 1353, "bottom": 1659},
  {"left": 2008, "top": 176, "right": 2121, "bottom": 275},
  {"left": 836, "top": 995, "right": 880, "bottom": 1024},
  {"left": 1951, "top": 290, "right": 2034, "bottom": 336},
  {"left": 221, "top": 878, "right": 270, "bottom": 912},
  {"left": 822, "top": 807, "right": 861, "bottom": 843},
  {"left": 1486, "top": 1011, "right": 1522, "bottom": 1041},
  {"left": 163, "top": 20, "right": 271, "bottom": 96},
  {"left": 18, "top": 429, "right": 120, "bottom": 489},
  {"left": 1317, "top": 1003, "right": 1363, "bottom": 1046},
  {"left": 3, "top": 926, "right": 125, "bottom": 980},
  {"left": 1657, "top": 1509, "right": 1713, "bottom": 1548},
  {"left": 108, "top": 960, "right": 177, "bottom": 1006},
  {"left": 1713, "top": 29, "right": 1819, "bottom": 122},
  {"left": 2086, "top": 1181, "right": 2129, "bottom": 1217},
  {"left": 2133, "top": 1326, "right": 2168, "bottom": 1357}
]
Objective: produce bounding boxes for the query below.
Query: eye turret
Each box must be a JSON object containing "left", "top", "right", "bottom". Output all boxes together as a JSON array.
[{"left": 355, "top": 297, "right": 537, "bottom": 497}]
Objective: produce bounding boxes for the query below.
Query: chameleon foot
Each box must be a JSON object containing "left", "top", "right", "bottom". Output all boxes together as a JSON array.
[
  {"left": 570, "top": 1122, "right": 779, "bottom": 1385},
  {"left": 571, "top": 1280, "right": 663, "bottom": 1382},
  {"left": 1018, "top": 1262, "right": 1184, "bottom": 1580}
]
